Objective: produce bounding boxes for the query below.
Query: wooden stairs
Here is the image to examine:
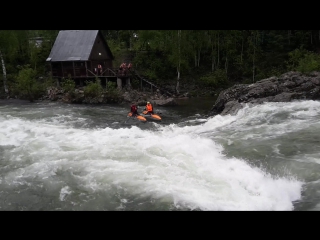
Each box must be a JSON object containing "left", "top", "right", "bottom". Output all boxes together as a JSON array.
[{"left": 130, "top": 69, "right": 174, "bottom": 97}]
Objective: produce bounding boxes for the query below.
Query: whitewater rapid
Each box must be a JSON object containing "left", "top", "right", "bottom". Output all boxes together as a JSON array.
[{"left": 0, "top": 100, "right": 310, "bottom": 210}]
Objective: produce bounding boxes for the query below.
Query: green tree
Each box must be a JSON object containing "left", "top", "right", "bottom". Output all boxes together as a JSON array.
[
  {"left": 84, "top": 78, "right": 103, "bottom": 98},
  {"left": 166, "top": 30, "right": 192, "bottom": 94},
  {"left": 15, "top": 65, "right": 43, "bottom": 102},
  {"left": 0, "top": 30, "right": 19, "bottom": 94}
]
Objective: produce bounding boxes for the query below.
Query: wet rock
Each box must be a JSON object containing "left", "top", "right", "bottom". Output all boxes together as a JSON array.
[
  {"left": 210, "top": 71, "right": 320, "bottom": 116},
  {"left": 153, "top": 98, "right": 177, "bottom": 106}
]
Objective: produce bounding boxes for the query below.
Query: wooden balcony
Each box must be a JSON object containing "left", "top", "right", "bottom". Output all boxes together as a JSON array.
[{"left": 51, "top": 67, "right": 134, "bottom": 79}]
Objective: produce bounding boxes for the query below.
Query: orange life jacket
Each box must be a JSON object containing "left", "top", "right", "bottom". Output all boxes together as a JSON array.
[{"left": 146, "top": 104, "right": 153, "bottom": 112}]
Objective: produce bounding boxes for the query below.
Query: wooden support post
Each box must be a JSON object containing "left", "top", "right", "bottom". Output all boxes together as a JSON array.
[
  {"left": 61, "top": 62, "right": 64, "bottom": 78},
  {"left": 126, "top": 77, "right": 131, "bottom": 89},
  {"left": 117, "top": 77, "right": 122, "bottom": 89},
  {"left": 50, "top": 63, "right": 52, "bottom": 78},
  {"left": 73, "top": 61, "right": 75, "bottom": 77}
]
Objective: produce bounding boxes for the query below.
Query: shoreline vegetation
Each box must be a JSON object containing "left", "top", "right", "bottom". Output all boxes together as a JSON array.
[{"left": 0, "top": 77, "right": 216, "bottom": 107}]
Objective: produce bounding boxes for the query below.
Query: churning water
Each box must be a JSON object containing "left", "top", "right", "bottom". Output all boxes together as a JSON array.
[{"left": 1, "top": 98, "right": 319, "bottom": 210}]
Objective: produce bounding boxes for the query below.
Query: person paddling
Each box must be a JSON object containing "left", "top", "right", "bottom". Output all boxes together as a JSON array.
[
  {"left": 130, "top": 102, "right": 139, "bottom": 117},
  {"left": 145, "top": 101, "right": 154, "bottom": 115}
]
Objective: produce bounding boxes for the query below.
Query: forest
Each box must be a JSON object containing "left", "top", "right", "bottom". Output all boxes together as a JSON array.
[{"left": 1, "top": 30, "right": 320, "bottom": 100}]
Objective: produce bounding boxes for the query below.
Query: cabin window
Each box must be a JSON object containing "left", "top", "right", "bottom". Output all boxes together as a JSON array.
[
  {"left": 52, "top": 62, "right": 60, "bottom": 68},
  {"left": 62, "top": 62, "right": 73, "bottom": 68},
  {"left": 74, "top": 61, "right": 85, "bottom": 67}
]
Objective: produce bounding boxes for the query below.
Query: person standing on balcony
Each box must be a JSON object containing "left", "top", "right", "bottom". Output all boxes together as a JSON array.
[
  {"left": 119, "top": 62, "right": 126, "bottom": 75},
  {"left": 127, "top": 62, "right": 132, "bottom": 72},
  {"left": 123, "top": 62, "right": 128, "bottom": 76},
  {"left": 98, "top": 64, "right": 102, "bottom": 75}
]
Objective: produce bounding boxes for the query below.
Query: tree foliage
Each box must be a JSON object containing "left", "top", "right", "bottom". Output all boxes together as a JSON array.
[
  {"left": 84, "top": 78, "right": 103, "bottom": 98},
  {"left": 2, "top": 30, "right": 320, "bottom": 99},
  {"left": 14, "top": 65, "right": 45, "bottom": 101}
]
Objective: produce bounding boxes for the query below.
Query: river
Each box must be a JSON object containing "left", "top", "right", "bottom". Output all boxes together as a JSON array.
[{"left": 0, "top": 97, "right": 319, "bottom": 210}]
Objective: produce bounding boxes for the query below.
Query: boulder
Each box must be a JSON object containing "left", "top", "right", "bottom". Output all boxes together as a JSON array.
[{"left": 209, "top": 71, "right": 320, "bottom": 116}]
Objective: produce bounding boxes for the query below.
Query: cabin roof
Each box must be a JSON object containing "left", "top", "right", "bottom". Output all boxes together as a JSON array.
[{"left": 46, "top": 30, "right": 113, "bottom": 62}]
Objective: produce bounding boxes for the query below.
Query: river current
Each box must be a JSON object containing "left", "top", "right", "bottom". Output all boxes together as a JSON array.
[{"left": 0, "top": 98, "right": 319, "bottom": 211}]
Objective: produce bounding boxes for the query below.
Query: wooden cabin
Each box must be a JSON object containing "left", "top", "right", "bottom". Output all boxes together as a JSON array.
[{"left": 46, "top": 30, "right": 132, "bottom": 88}]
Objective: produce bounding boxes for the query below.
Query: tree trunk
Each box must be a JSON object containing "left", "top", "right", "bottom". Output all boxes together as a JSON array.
[
  {"left": 241, "top": 31, "right": 244, "bottom": 63},
  {"left": 225, "top": 56, "right": 228, "bottom": 76},
  {"left": 176, "top": 30, "right": 181, "bottom": 94},
  {"left": 0, "top": 50, "right": 8, "bottom": 94},
  {"left": 212, "top": 56, "right": 215, "bottom": 72},
  {"left": 176, "top": 65, "right": 180, "bottom": 94},
  {"left": 195, "top": 53, "right": 197, "bottom": 67},
  {"left": 217, "top": 32, "right": 220, "bottom": 68},
  {"left": 197, "top": 48, "right": 201, "bottom": 67},
  {"left": 252, "top": 36, "right": 256, "bottom": 83},
  {"left": 211, "top": 38, "right": 215, "bottom": 72}
]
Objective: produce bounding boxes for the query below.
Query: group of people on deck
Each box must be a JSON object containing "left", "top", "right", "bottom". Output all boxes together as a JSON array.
[
  {"left": 119, "top": 62, "right": 132, "bottom": 76},
  {"left": 93, "top": 61, "right": 133, "bottom": 76},
  {"left": 130, "top": 101, "right": 154, "bottom": 117}
]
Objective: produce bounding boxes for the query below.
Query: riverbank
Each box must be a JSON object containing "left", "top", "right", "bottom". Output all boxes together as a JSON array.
[
  {"left": 44, "top": 87, "right": 188, "bottom": 106},
  {"left": 0, "top": 90, "right": 218, "bottom": 118},
  {"left": 1, "top": 83, "right": 218, "bottom": 108}
]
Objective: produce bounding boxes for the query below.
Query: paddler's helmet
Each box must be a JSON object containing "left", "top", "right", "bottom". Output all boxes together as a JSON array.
[{"left": 147, "top": 101, "right": 150, "bottom": 104}]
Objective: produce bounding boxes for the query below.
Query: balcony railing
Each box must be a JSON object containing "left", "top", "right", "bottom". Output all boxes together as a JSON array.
[{"left": 52, "top": 67, "right": 134, "bottom": 78}]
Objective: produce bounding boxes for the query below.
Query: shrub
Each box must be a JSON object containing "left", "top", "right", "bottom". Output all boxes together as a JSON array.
[
  {"left": 84, "top": 78, "right": 103, "bottom": 98},
  {"left": 131, "top": 78, "right": 140, "bottom": 89},
  {"left": 296, "top": 52, "right": 320, "bottom": 73},
  {"left": 106, "top": 81, "right": 117, "bottom": 92},
  {"left": 286, "top": 48, "right": 320, "bottom": 73},
  {"left": 43, "top": 76, "right": 57, "bottom": 90},
  {"left": 14, "top": 66, "right": 45, "bottom": 102},
  {"left": 286, "top": 48, "right": 309, "bottom": 71},
  {"left": 61, "top": 77, "right": 75, "bottom": 94},
  {"left": 199, "top": 69, "right": 227, "bottom": 88}
]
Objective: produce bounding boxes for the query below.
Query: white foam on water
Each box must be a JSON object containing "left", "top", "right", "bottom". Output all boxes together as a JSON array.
[{"left": 0, "top": 106, "right": 304, "bottom": 210}]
